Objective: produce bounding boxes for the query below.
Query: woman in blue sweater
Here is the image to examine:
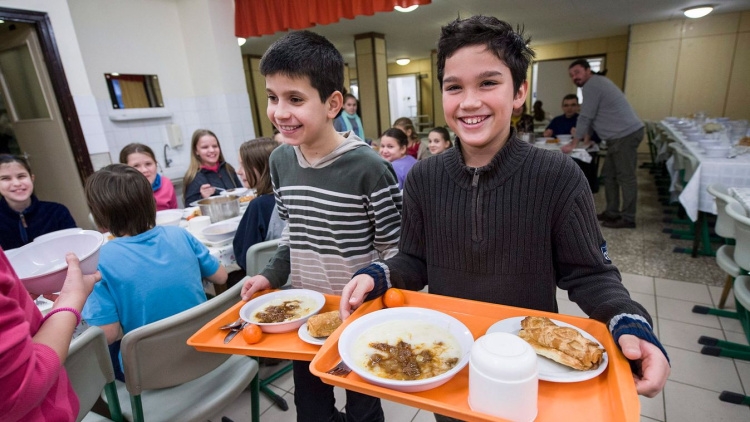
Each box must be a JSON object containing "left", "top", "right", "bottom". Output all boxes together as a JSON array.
[{"left": 0, "top": 155, "right": 76, "bottom": 250}]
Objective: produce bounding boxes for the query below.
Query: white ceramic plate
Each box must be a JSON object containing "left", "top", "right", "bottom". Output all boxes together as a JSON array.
[
  {"left": 486, "top": 316, "right": 608, "bottom": 383},
  {"left": 298, "top": 322, "right": 327, "bottom": 346},
  {"left": 239, "top": 289, "right": 325, "bottom": 333}
]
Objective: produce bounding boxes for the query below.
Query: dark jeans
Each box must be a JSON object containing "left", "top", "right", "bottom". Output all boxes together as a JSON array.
[
  {"left": 601, "top": 127, "right": 644, "bottom": 222},
  {"left": 293, "top": 360, "right": 384, "bottom": 422},
  {"left": 108, "top": 340, "right": 125, "bottom": 382}
]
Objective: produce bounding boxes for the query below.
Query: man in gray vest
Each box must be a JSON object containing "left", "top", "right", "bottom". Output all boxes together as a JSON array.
[{"left": 562, "top": 59, "right": 644, "bottom": 229}]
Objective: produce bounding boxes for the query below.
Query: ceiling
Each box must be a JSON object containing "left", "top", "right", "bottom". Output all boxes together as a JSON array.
[{"left": 240, "top": 0, "right": 749, "bottom": 68}]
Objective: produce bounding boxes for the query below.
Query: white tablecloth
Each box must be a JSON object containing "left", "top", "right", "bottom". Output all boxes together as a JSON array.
[{"left": 661, "top": 121, "right": 750, "bottom": 221}]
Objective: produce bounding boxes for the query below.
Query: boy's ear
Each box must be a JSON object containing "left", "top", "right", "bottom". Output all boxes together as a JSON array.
[
  {"left": 512, "top": 81, "right": 529, "bottom": 109},
  {"left": 326, "top": 91, "right": 344, "bottom": 119}
]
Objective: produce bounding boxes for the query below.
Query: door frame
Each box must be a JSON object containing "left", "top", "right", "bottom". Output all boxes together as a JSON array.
[{"left": 0, "top": 7, "right": 92, "bottom": 184}]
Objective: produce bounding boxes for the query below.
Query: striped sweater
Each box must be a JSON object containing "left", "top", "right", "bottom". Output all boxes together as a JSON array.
[{"left": 260, "top": 135, "right": 402, "bottom": 295}]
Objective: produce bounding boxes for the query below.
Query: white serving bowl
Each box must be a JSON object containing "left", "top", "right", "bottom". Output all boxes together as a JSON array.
[
  {"left": 200, "top": 221, "right": 239, "bottom": 242},
  {"left": 33, "top": 228, "right": 84, "bottom": 242},
  {"left": 686, "top": 133, "right": 704, "bottom": 141},
  {"left": 556, "top": 134, "right": 572, "bottom": 144},
  {"left": 239, "top": 289, "right": 326, "bottom": 333},
  {"left": 155, "top": 209, "right": 183, "bottom": 226},
  {"left": 703, "top": 145, "right": 731, "bottom": 158},
  {"left": 8, "top": 230, "right": 104, "bottom": 295},
  {"left": 664, "top": 116, "right": 680, "bottom": 123},
  {"left": 220, "top": 187, "right": 249, "bottom": 197},
  {"left": 338, "top": 307, "right": 474, "bottom": 393},
  {"left": 698, "top": 139, "right": 721, "bottom": 148}
]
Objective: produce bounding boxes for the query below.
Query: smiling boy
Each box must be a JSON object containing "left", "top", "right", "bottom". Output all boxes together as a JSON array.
[
  {"left": 240, "top": 30, "right": 402, "bottom": 422},
  {"left": 341, "top": 16, "right": 670, "bottom": 410}
]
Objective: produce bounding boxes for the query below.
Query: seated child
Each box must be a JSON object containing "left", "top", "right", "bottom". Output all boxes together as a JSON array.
[
  {"left": 394, "top": 117, "right": 430, "bottom": 160},
  {"left": 183, "top": 129, "right": 242, "bottom": 205},
  {"left": 333, "top": 94, "right": 365, "bottom": 139},
  {"left": 233, "top": 137, "right": 285, "bottom": 273},
  {"left": 119, "top": 143, "right": 178, "bottom": 211},
  {"left": 82, "top": 164, "right": 227, "bottom": 379},
  {"left": 427, "top": 127, "right": 452, "bottom": 155},
  {"left": 379, "top": 128, "right": 417, "bottom": 190},
  {"left": 0, "top": 155, "right": 76, "bottom": 250}
]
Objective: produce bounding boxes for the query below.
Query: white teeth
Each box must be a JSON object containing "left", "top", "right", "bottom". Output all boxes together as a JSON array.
[
  {"left": 462, "top": 117, "right": 485, "bottom": 125},
  {"left": 280, "top": 125, "right": 299, "bottom": 131}
]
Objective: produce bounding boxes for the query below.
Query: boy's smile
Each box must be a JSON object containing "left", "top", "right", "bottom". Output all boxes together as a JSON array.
[
  {"left": 265, "top": 73, "right": 342, "bottom": 157},
  {"left": 442, "top": 45, "right": 526, "bottom": 166}
]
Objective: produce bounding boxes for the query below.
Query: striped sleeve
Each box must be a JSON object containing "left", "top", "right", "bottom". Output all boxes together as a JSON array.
[{"left": 368, "top": 167, "right": 402, "bottom": 260}]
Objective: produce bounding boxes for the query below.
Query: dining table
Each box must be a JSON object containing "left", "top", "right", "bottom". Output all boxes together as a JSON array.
[
  {"left": 660, "top": 121, "right": 750, "bottom": 222},
  {"left": 188, "top": 290, "right": 640, "bottom": 422}
]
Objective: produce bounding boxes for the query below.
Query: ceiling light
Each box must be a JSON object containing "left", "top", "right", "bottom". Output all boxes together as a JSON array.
[
  {"left": 683, "top": 5, "right": 713, "bottom": 19},
  {"left": 396, "top": 58, "right": 410, "bottom": 66},
  {"left": 394, "top": 5, "right": 419, "bottom": 13},
  {"left": 237, "top": 37, "right": 247, "bottom": 46}
]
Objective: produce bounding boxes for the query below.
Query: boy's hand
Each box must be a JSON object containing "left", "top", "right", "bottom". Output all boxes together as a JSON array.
[
  {"left": 339, "top": 275, "right": 375, "bottom": 320},
  {"left": 618, "top": 334, "right": 670, "bottom": 397},
  {"left": 560, "top": 139, "right": 578, "bottom": 153},
  {"left": 240, "top": 275, "right": 272, "bottom": 301}
]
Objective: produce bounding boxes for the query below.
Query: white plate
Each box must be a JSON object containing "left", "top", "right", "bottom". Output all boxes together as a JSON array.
[
  {"left": 239, "top": 289, "right": 325, "bottom": 333},
  {"left": 486, "top": 317, "right": 608, "bottom": 383},
  {"left": 298, "top": 322, "right": 326, "bottom": 346}
]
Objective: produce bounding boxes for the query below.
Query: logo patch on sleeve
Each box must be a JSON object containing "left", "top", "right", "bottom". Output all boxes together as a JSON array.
[{"left": 600, "top": 241, "right": 611, "bottom": 263}]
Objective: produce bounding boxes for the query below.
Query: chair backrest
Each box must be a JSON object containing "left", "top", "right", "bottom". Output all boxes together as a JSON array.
[
  {"left": 668, "top": 143, "right": 685, "bottom": 171},
  {"left": 246, "top": 238, "right": 282, "bottom": 276},
  {"left": 727, "top": 201, "right": 750, "bottom": 271},
  {"left": 120, "top": 280, "right": 243, "bottom": 395},
  {"left": 707, "top": 184, "right": 740, "bottom": 239},
  {"left": 65, "top": 326, "right": 121, "bottom": 422}
]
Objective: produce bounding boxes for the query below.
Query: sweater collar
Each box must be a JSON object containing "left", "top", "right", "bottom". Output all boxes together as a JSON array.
[
  {"left": 443, "top": 128, "right": 531, "bottom": 190},
  {"left": 0, "top": 195, "right": 39, "bottom": 217}
]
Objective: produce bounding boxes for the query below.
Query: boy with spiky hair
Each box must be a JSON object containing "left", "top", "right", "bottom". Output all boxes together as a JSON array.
[
  {"left": 241, "top": 30, "right": 401, "bottom": 421},
  {"left": 342, "top": 16, "right": 669, "bottom": 415}
]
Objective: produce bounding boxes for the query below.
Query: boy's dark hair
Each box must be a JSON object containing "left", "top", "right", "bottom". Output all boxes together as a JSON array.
[
  {"left": 569, "top": 58, "right": 590, "bottom": 70},
  {"left": 381, "top": 128, "right": 409, "bottom": 148},
  {"left": 437, "top": 15, "right": 534, "bottom": 95},
  {"left": 259, "top": 30, "right": 344, "bottom": 103},
  {"left": 86, "top": 164, "right": 155, "bottom": 237},
  {"left": 562, "top": 93, "right": 579, "bottom": 103}
]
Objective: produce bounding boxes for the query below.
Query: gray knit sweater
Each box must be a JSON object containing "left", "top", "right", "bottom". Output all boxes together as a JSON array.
[
  {"left": 379, "top": 134, "right": 651, "bottom": 326},
  {"left": 576, "top": 74, "right": 644, "bottom": 141}
]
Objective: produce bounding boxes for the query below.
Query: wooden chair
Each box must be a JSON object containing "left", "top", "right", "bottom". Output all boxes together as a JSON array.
[
  {"left": 111, "top": 281, "right": 259, "bottom": 422},
  {"left": 245, "top": 238, "right": 294, "bottom": 411},
  {"left": 65, "top": 326, "right": 124, "bottom": 422}
]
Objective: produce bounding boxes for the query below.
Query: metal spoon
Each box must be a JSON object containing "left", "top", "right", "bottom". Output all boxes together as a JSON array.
[{"left": 219, "top": 318, "right": 244, "bottom": 330}]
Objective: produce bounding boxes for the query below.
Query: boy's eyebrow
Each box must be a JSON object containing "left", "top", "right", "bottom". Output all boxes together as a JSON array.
[
  {"left": 443, "top": 70, "right": 505, "bottom": 84},
  {"left": 265, "top": 88, "right": 307, "bottom": 97}
]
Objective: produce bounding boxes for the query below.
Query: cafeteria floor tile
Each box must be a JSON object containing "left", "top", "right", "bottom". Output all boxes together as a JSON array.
[{"left": 207, "top": 154, "right": 750, "bottom": 421}]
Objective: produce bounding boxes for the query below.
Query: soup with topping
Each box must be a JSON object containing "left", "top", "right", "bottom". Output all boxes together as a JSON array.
[
  {"left": 351, "top": 320, "right": 462, "bottom": 381},
  {"left": 253, "top": 296, "right": 317, "bottom": 323}
]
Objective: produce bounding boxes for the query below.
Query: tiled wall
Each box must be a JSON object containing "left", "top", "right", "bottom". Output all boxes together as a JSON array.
[{"left": 75, "top": 92, "right": 257, "bottom": 182}]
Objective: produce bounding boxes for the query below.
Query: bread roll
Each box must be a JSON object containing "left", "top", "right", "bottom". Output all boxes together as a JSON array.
[
  {"left": 518, "top": 316, "right": 604, "bottom": 371},
  {"left": 306, "top": 311, "right": 342, "bottom": 338}
]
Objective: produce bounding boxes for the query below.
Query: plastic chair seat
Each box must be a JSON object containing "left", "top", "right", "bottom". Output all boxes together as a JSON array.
[
  {"left": 110, "top": 355, "right": 256, "bottom": 422},
  {"left": 717, "top": 245, "right": 740, "bottom": 278}
]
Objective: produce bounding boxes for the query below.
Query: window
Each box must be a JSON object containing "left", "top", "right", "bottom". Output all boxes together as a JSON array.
[{"left": 105, "top": 74, "right": 164, "bottom": 109}]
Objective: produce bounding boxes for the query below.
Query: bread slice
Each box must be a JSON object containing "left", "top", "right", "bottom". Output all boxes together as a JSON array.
[
  {"left": 518, "top": 316, "right": 604, "bottom": 371},
  {"left": 306, "top": 311, "right": 342, "bottom": 338}
]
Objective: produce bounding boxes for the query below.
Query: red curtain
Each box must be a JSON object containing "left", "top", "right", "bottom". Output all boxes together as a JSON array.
[{"left": 235, "top": 0, "right": 431, "bottom": 38}]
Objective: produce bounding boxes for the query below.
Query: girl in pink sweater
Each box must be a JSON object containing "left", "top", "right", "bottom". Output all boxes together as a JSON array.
[
  {"left": 120, "top": 143, "right": 178, "bottom": 211},
  {"left": 0, "top": 250, "right": 100, "bottom": 421}
]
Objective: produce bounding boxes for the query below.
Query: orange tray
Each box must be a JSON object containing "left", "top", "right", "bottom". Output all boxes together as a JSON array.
[
  {"left": 188, "top": 294, "right": 340, "bottom": 361},
  {"left": 310, "top": 290, "right": 639, "bottom": 422}
]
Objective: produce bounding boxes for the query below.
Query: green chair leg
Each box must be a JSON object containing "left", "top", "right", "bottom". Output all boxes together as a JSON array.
[{"left": 104, "top": 382, "right": 124, "bottom": 422}]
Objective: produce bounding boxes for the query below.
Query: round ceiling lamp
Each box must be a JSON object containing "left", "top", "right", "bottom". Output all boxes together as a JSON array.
[
  {"left": 396, "top": 58, "right": 411, "bottom": 66},
  {"left": 394, "top": 5, "right": 419, "bottom": 13},
  {"left": 237, "top": 37, "right": 247, "bottom": 46},
  {"left": 683, "top": 5, "right": 714, "bottom": 19}
]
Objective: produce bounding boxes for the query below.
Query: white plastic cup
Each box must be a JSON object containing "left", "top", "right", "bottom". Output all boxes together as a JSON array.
[
  {"left": 188, "top": 215, "right": 211, "bottom": 234},
  {"left": 469, "top": 332, "right": 538, "bottom": 422}
]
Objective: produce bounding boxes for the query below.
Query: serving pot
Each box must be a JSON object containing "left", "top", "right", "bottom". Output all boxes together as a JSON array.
[{"left": 196, "top": 195, "right": 240, "bottom": 223}]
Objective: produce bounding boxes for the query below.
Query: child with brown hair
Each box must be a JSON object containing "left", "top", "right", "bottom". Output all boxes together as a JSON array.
[
  {"left": 119, "top": 143, "right": 177, "bottom": 210},
  {"left": 183, "top": 129, "right": 241, "bottom": 205}
]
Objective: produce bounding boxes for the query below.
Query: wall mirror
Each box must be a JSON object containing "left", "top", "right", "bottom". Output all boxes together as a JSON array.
[{"left": 105, "top": 73, "right": 163, "bottom": 109}]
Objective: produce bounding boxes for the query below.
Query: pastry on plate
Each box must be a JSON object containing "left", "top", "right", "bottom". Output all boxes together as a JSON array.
[
  {"left": 306, "top": 311, "right": 342, "bottom": 338},
  {"left": 518, "top": 316, "right": 604, "bottom": 370}
]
